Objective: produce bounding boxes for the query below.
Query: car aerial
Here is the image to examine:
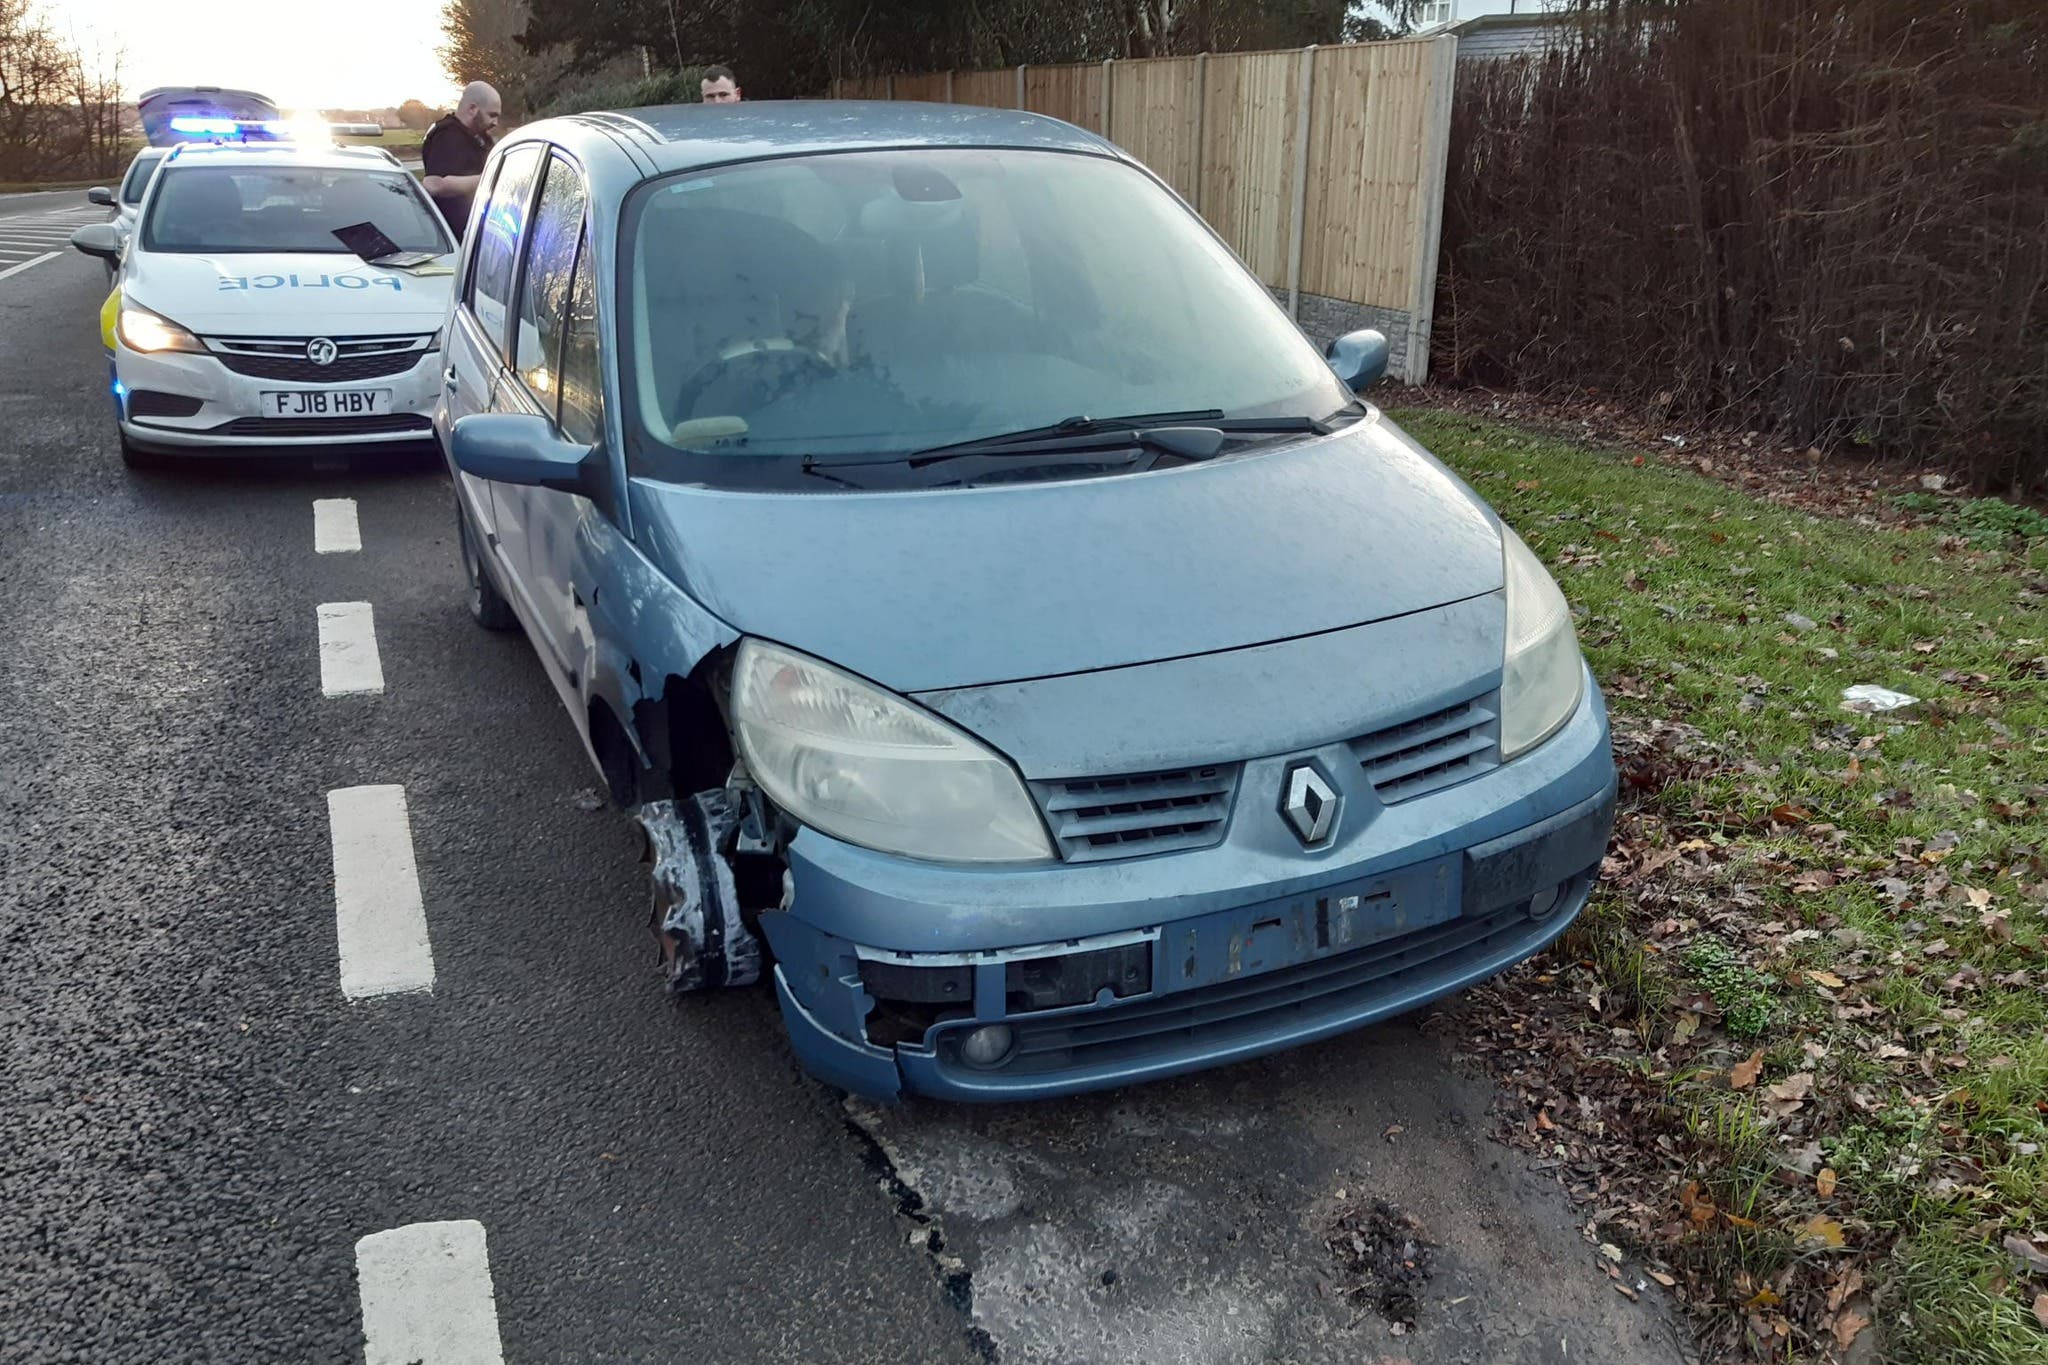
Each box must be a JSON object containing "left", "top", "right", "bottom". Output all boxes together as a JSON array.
[
  {"left": 86, "top": 146, "right": 170, "bottom": 281},
  {"left": 69, "top": 140, "right": 455, "bottom": 467},
  {"left": 436, "top": 102, "right": 1618, "bottom": 1103}
]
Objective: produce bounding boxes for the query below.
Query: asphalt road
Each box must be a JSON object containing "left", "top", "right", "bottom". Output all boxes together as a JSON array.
[{"left": 0, "top": 237, "right": 1692, "bottom": 1363}]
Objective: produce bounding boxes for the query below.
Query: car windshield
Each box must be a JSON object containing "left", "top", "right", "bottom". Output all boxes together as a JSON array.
[
  {"left": 619, "top": 148, "right": 1352, "bottom": 477},
  {"left": 120, "top": 151, "right": 166, "bottom": 206},
  {"left": 141, "top": 165, "right": 450, "bottom": 255}
]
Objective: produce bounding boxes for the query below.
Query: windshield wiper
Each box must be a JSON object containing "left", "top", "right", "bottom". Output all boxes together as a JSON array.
[
  {"left": 914, "top": 409, "right": 1226, "bottom": 456},
  {"left": 900, "top": 411, "right": 1336, "bottom": 466}
]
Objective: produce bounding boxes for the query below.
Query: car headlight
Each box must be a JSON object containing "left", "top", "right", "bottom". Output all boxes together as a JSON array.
[
  {"left": 117, "top": 300, "right": 206, "bottom": 354},
  {"left": 732, "top": 639, "right": 1055, "bottom": 864},
  {"left": 1500, "top": 525, "right": 1585, "bottom": 759}
]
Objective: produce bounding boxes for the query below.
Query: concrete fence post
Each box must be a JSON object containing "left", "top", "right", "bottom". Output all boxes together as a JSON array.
[
  {"left": 886, "top": 74, "right": 897, "bottom": 100},
  {"left": 945, "top": 70, "right": 955, "bottom": 103},
  {"left": 1403, "top": 34, "right": 1458, "bottom": 383},
  {"left": 1191, "top": 53, "right": 1209, "bottom": 213},
  {"left": 1102, "top": 58, "right": 1115, "bottom": 138},
  {"left": 1015, "top": 64, "right": 1027, "bottom": 109},
  {"left": 1286, "top": 45, "right": 1318, "bottom": 321}
]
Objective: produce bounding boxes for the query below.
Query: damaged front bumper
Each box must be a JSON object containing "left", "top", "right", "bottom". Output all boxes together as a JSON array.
[{"left": 759, "top": 675, "right": 1617, "bottom": 1103}]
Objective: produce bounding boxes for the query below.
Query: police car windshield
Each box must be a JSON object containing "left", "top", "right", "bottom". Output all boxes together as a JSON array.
[{"left": 141, "top": 166, "right": 450, "bottom": 255}]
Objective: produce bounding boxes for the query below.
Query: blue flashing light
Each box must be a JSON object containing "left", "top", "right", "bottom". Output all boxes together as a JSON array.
[
  {"left": 113, "top": 379, "right": 127, "bottom": 397},
  {"left": 170, "top": 115, "right": 240, "bottom": 135}
]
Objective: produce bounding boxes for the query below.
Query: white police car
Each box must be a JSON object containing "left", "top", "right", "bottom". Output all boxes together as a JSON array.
[{"left": 69, "top": 141, "right": 455, "bottom": 466}]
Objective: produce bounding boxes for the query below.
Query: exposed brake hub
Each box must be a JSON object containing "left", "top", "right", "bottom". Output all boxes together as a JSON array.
[{"left": 638, "top": 791, "right": 764, "bottom": 992}]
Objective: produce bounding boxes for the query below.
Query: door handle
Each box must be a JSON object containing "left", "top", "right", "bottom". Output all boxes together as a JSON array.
[{"left": 443, "top": 367, "right": 459, "bottom": 391}]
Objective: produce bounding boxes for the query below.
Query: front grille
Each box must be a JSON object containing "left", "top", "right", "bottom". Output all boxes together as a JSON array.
[
  {"left": 1351, "top": 695, "right": 1500, "bottom": 804},
  {"left": 211, "top": 414, "right": 432, "bottom": 438},
  {"left": 126, "top": 389, "right": 202, "bottom": 418},
  {"left": 1035, "top": 764, "right": 1238, "bottom": 863},
  {"left": 978, "top": 902, "right": 1537, "bottom": 1075},
  {"left": 205, "top": 333, "right": 431, "bottom": 383}
]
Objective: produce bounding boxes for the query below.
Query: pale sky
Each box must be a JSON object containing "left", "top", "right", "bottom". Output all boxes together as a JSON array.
[{"left": 46, "top": 0, "right": 459, "bottom": 110}]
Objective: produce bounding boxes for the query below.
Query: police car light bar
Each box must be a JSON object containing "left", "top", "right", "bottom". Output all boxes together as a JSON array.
[{"left": 167, "top": 114, "right": 289, "bottom": 140}]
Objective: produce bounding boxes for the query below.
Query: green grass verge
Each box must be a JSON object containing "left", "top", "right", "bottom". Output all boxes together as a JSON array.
[
  {"left": 337, "top": 128, "right": 425, "bottom": 153},
  {"left": 1393, "top": 408, "right": 2048, "bottom": 1362},
  {"left": 0, "top": 179, "right": 106, "bottom": 194}
]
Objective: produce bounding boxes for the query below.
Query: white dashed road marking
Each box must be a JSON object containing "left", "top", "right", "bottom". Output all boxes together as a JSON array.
[
  {"left": 355, "top": 1220, "right": 505, "bottom": 1365},
  {"left": 0, "top": 252, "right": 57, "bottom": 283},
  {"left": 317, "top": 601, "right": 384, "bottom": 696},
  {"left": 314, "top": 498, "right": 362, "bottom": 554},
  {"left": 328, "top": 785, "right": 434, "bottom": 999}
]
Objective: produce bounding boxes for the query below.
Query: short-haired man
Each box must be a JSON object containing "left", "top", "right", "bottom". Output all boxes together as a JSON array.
[
  {"left": 421, "top": 81, "right": 502, "bottom": 242},
  {"left": 700, "top": 66, "right": 742, "bottom": 103}
]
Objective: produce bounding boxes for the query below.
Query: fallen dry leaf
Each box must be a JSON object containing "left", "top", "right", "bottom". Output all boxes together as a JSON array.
[
  {"left": 1805, "top": 969, "right": 1848, "bottom": 989},
  {"left": 1769, "top": 1071, "right": 1816, "bottom": 1104},
  {"left": 1817, "top": 1167, "right": 1838, "bottom": 1198},
  {"left": 1833, "top": 1307, "right": 1870, "bottom": 1348},
  {"left": 1599, "top": 1242, "right": 1624, "bottom": 1262},
  {"left": 2006, "top": 1235, "right": 2048, "bottom": 1275},
  {"left": 2033, "top": 1293, "right": 2048, "bottom": 1331},
  {"left": 1791, "top": 869, "right": 1838, "bottom": 893},
  {"left": 1647, "top": 1269, "right": 1676, "bottom": 1287},
  {"left": 1731, "top": 1049, "right": 1765, "bottom": 1089},
  {"left": 1743, "top": 1285, "right": 1782, "bottom": 1309},
  {"left": 1801, "top": 1216, "right": 1847, "bottom": 1248}
]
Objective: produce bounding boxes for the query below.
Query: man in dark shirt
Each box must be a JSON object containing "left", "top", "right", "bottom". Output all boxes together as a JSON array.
[{"left": 420, "top": 82, "right": 501, "bottom": 242}]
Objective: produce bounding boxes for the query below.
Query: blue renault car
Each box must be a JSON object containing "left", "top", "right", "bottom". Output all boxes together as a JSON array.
[{"left": 435, "top": 102, "right": 1616, "bottom": 1102}]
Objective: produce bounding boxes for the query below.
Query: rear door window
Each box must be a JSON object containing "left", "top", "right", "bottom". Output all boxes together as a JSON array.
[{"left": 465, "top": 143, "right": 543, "bottom": 358}]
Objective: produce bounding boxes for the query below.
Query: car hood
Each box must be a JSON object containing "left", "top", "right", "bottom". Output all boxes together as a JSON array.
[
  {"left": 123, "top": 251, "right": 452, "bottom": 334},
  {"left": 630, "top": 412, "right": 1505, "bottom": 693}
]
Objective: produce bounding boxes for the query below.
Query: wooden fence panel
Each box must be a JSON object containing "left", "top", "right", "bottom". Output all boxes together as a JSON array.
[
  {"left": 1199, "top": 49, "right": 1302, "bottom": 290},
  {"left": 1108, "top": 56, "right": 1202, "bottom": 204},
  {"left": 1024, "top": 63, "right": 1105, "bottom": 132},
  {"left": 1302, "top": 39, "right": 1432, "bottom": 312},
  {"left": 827, "top": 36, "right": 1456, "bottom": 380},
  {"left": 894, "top": 72, "right": 951, "bottom": 102},
  {"left": 950, "top": 69, "right": 1016, "bottom": 108}
]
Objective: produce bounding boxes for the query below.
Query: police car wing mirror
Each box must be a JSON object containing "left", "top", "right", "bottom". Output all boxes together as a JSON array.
[
  {"left": 1325, "top": 328, "right": 1389, "bottom": 392},
  {"left": 449, "top": 413, "right": 596, "bottom": 495},
  {"left": 87, "top": 186, "right": 115, "bottom": 206},
  {"left": 71, "top": 223, "right": 121, "bottom": 261}
]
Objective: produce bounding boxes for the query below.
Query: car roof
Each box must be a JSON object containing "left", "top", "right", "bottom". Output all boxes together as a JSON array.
[
  {"left": 159, "top": 142, "right": 404, "bottom": 172},
  {"left": 540, "top": 100, "right": 1122, "bottom": 178}
]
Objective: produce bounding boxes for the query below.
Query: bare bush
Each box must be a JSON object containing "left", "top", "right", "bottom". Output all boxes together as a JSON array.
[{"left": 1434, "top": 1, "right": 2048, "bottom": 492}]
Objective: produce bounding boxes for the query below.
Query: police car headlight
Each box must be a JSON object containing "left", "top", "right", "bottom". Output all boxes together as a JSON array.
[{"left": 117, "top": 300, "right": 207, "bottom": 355}]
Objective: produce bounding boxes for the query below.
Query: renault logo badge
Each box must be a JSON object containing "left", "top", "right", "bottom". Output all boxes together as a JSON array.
[
  {"left": 305, "top": 336, "right": 338, "bottom": 366},
  {"left": 1281, "top": 764, "right": 1339, "bottom": 847}
]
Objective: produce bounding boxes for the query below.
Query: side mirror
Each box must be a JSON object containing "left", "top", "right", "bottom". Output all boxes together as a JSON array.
[
  {"left": 87, "top": 186, "right": 115, "bottom": 206},
  {"left": 449, "top": 412, "right": 595, "bottom": 494},
  {"left": 71, "top": 223, "right": 121, "bottom": 261},
  {"left": 1326, "top": 328, "right": 1389, "bottom": 392}
]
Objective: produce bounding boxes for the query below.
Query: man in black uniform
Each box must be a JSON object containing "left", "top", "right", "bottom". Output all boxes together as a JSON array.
[{"left": 420, "top": 81, "right": 502, "bottom": 242}]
